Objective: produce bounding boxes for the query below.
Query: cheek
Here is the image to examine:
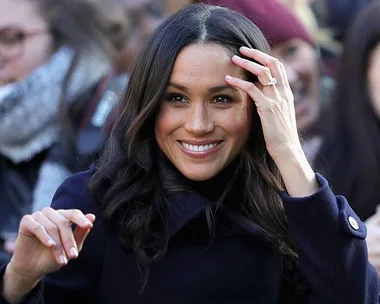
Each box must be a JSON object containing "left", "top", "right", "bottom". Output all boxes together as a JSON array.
[
  {"left": 221, "top": 101, "right": 252, "bottom": 138},
  {"left": 155, "top": 106, "right": 182, "bottom": 141}
]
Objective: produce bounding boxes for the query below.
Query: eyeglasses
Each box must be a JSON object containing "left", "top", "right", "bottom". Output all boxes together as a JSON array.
[{"left": 0, "top": 26, "right": 48, "bottom": 60}]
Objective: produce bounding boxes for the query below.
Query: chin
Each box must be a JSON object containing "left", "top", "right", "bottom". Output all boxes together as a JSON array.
[{"left": 180, "top": 168, "right": 220, "bottom": 181}]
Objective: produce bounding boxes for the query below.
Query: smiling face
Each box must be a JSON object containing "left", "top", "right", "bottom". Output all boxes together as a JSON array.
[{"left": 155, "top": 43, "right": 252, "bottom": 181}]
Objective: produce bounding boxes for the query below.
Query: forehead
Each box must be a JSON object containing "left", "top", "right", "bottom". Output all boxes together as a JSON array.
[
  {"left": 0, "top": 0, "right": 46, "bottom": 28},
  {"left": 170, "top": 43, "right": 245, "bottom": 83}
]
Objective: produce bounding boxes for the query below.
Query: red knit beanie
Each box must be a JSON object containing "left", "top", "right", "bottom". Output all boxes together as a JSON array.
[{"left": 203, "top": 0, "right": 314, "bottom": 47}]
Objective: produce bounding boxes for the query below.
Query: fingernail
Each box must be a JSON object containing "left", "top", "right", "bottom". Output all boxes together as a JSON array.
[
  {"left": 240, "top": 46, "right": 249, "bottom": 51},
  {"left": 48, "top": 239, "right": 56, "bottom": 246},
  {"left": 59, "top": 255, "right": 68, "bottom": 265},
  {"left": 70, "top": 247, "right": 78, "bottom": 258},
  {"left": 84, "top": 220, "right": 92, "bottom": 227},
  {"left": 232, "top": 55, "right": 241, "bottom": 60},
  {"left": 225, "top": 75, "right": 232, "bottom": 80}
]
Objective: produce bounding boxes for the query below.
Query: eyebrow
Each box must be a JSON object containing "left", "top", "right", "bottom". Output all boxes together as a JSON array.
[{"left": 167, "top": 82, "right": 239, "bottom": 93}]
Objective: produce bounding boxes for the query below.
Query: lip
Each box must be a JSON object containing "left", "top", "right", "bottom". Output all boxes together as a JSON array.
[{"left": 177, "top": 140, "right": 224, "bottom": 159}]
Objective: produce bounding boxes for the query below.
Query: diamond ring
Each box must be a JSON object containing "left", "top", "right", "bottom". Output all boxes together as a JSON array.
[{"left": 264, "top": 77, "right": 277, "bottom": 86}]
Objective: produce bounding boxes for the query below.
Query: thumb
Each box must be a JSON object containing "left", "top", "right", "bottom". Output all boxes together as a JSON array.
[{"left": 74, "top": 214, "right": 95, "bottom": 252}]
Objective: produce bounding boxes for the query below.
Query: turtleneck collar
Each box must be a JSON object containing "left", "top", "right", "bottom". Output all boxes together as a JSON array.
[{"left": 157, "top": 152, "right": 240, "bottom": 202}]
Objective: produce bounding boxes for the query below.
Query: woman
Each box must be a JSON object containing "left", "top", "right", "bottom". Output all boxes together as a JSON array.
[
  {"left": 1, "top": 4, "right": 378, "bottom": 303},
  {"left": 0, "top": 0, "right": 129, "bottom": 261},
  {"left": 314, "top": 1, "right": 380, "bottom": 275}
]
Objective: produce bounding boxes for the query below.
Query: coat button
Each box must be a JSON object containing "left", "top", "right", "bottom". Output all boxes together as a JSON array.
[{"left": 348, "top": 216, "right": 359, "bottom": 230}]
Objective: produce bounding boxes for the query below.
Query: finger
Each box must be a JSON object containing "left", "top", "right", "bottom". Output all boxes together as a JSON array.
[
  {"left": 33, "top": 212, "right": 69, "bottom": 265},
  {"left": 225, "top": 75, "right": 268, "bottom": 106},
  {"left": 239, "top": 47, "right": 289, "bottom": 88},
  {"left": 19, "top": 214, "right": 56, "bottom": 248},
  {"left": 74, "top": 214, "right": 95, "bottom": 252},
  {"left": 42, "top": 208, "right": 80, "bottom": 260},
  {"left": 231, "top": 55, "right": 278, "bottom": 88},
  {"left": 59, "top": 211, "right": 95, "bottom": 253},
  {"left": 57, "top": 209, "right": 94, "bottom": 229}
]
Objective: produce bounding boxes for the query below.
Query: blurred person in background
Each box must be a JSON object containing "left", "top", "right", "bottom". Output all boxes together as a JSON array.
[
  {"left": 203, "top": 0, "right": 334, "bottom": 160},
  {"left": 314, "top": 0, "right": 380, "bottom": 276},
  {"left": 116, "top": 0, "right": 166, "bottom": 72},
  {"left": 312, "top": 0, "right": 373, "bottom": 43},
  {"left": 279, "top": 0, "right": 341, "bottom": 77},
  {"left": 0, "top": 0, "right": 131, "bottom": 262},
  {"left": 164, "top": 0, "right": 194, "bottom": 14}
]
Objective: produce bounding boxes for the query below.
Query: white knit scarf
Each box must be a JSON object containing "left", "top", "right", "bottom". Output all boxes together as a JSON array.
[{"left": 0, "top": 46, "right": 110, "bottom": 163}]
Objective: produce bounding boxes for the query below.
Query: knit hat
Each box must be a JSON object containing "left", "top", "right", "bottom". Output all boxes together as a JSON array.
[{"left": 203, "top": 0, "right": 314, "bottom": 47}]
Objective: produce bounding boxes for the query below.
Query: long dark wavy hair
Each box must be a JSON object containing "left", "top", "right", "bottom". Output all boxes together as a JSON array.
[
  {"left": 315, "top": 1, "right": 380, "bottom": 221},
  {"left": 90, "top": 3, "right": 299, "bottom": 287}
]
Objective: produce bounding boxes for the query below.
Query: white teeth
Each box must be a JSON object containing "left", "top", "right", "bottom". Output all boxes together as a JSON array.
[{"left": 181, "top": 142, "right": 219, "bottom": 152}]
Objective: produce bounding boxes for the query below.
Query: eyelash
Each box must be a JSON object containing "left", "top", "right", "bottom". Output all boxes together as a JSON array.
[
  {"left": 211, "top": 95, "right": 233, "bottom": 104},
  {"left": 165, "top": 93, "right": 187, "bottom": 104},
  {"left": 164, "top": 93, "right": 234, "bottom": 105}
]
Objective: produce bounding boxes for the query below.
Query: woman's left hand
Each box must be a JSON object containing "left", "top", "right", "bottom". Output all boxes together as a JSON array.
[
  {"left": 225, "top": 47, "right": 318, "bottom": 197},
  {"left": 225, "top": 46, "right": 301, "bottom": 163}
]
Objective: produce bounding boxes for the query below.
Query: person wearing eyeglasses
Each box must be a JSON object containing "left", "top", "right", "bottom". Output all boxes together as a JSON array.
[{"left": 0, "top": 0, "right": 134, "bottom": 262}]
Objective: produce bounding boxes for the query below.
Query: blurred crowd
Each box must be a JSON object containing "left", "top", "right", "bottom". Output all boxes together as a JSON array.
[{"left": 1, "top": 0, "right": 380, "bottom": 276}]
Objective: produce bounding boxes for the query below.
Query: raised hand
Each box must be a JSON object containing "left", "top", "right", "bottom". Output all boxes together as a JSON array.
[
  {"left": 225, "top": 46, "right": 301, "bottom": 163},
  {"left": 3, "top": 208, "right": 95, "bottom": 303},
  {"left": 225, "top": 46, "right": 318, "bottom": 197}
]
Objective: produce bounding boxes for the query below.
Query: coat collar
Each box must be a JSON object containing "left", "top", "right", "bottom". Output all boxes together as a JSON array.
[{"left": 164, "top": 189, "right": 265, "bottom": 239}]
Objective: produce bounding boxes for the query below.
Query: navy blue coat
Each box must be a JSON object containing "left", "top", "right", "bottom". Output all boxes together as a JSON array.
[{"left": 0, "top": 169, "right": 379, "bottom": 303}]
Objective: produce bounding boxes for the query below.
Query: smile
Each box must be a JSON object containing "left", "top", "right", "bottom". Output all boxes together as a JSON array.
[
  {"left": 181, "top": 142, "right": 219, "bottom": 152},
  {"left": 178, "top": 140, "right": 223, "bottom": 158}
]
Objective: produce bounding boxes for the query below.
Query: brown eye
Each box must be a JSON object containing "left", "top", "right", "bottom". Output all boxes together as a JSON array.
[
  {"left": 165, "top": 93, "right": 187, "bottom": 104},
  {"left": 212, "top": 95, "right": 233, "bottom": 104}
]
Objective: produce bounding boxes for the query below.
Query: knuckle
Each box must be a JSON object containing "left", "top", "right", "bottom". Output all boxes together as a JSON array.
[
  {"left": 33, "top": 211, "right": 43, "bottom": 218},
  {"left": 271, "top": 58, "right": 282, "bottom": 68},
  {"left": 247, "top": 82, "right": 256, "bottom": 92},
  {"left": 45, "top": 223, "right": 59, "bottom": 235},
  {"left": 20, "top": 214, "right": 33, "bottom": 226},
  {"left": 56, "top": 218, "right": 71, "bottom": 229},
  {"left": 260, "top": 67, "right": 271, "bottom": 77},
  {"left": 41, "top": 207, "right": 53, "bottom": 214},
  {"left": 31, "top": 223, "right": 45, "bottom": 234},
  {"left": 71, "top": 209, "right": 83, "bottom": 217}
]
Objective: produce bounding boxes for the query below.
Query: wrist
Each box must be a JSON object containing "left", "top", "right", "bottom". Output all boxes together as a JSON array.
[
  {"left": 3, "top": 264, "right": 40, "bottom": 304},
  {"left": 274, "top": 147, "right": 318, "bottom": 197},
  {"left": 272, "top": 144, "right": 305, "bottom": 165}
]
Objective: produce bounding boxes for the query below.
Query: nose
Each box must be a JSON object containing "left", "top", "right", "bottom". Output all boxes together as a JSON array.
[{"left": 184, "top": 102, "right": 215, "bottom": 136}]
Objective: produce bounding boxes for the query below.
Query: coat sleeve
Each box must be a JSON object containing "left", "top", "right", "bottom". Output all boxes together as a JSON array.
[
  {"left": 0, "top": 170, "right": 107, "bottom": 304},
  {"left": 281, "top": 173, "right": 380, "bottom": 303}
]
